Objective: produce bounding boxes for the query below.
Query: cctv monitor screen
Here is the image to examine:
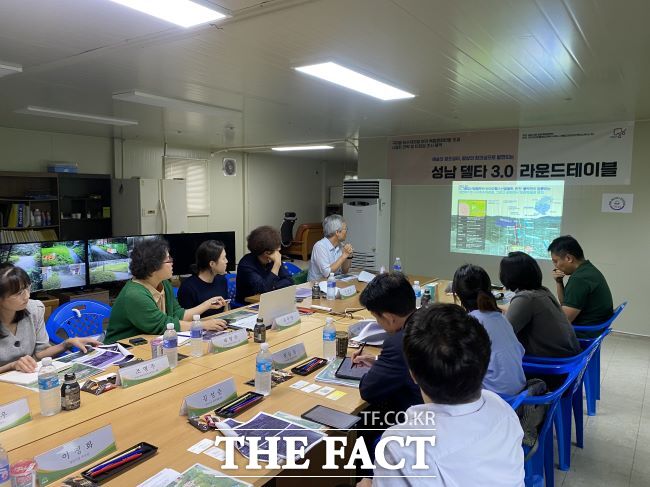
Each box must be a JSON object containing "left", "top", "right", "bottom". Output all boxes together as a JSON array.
[
  {"left": 0, "top": 243, "right": 43, "bottom": 291},
  {"left": 40, "top": 240, "right": 87, "bottom": 290},
  {"left": 88, "top": 237, "right": 135, "bottom": 284}
]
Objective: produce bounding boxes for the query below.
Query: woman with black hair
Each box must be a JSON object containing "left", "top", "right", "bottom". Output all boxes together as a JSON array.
[
  {"left": 0, "top": 263, "right": 101, "bottom": 373},
  {"left": 105, "top": 238, "right": 227, "bottom": 344},
  {"left": 452, "top": 264, "right": 526, "bottom": 395},
  {"left": 500, "top": 251, "right": 581, "bottom": 357},
  {"left": 177, "top": 240, "right": 229, "bottom": 317}
]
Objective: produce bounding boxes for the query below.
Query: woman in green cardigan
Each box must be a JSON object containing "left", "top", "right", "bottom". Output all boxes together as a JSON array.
[{"left": 105, "top": 238, "right": 228, "bottom": 343}]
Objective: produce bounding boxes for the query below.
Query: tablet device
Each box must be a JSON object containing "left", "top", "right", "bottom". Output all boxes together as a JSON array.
[
  {"left": 301, "top": 405, "right": 361, "bottom": 430},
  {"left": 335, "top": 357, "right": 370, "bottom": 380}
]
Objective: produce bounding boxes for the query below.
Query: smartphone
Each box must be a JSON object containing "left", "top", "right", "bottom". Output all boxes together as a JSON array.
[
  {"left": 129, "top": 337, "right": 148, "bottom": 345},
  {"left": 301, "top": 405, "right": 361, "bottom": 430}
]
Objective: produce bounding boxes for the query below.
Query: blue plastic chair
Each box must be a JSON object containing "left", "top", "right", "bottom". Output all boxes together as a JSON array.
[
  {"left": 225, "top": 273, "right": 244, "bottom": 309},
  {"left": 522, "top": 333, "right": 605, "bottom": 472},
  {"left": 282, "top": 262, "right": 302, "bottom": 276},
  {"left": 45, "top": 300, "right": 111, "bottom": 344},
  {"left": 500, "top": 389, "right": 529, "bottom": 409},
  {"left": 520, "top": 355, "right": 590, "bottom": 487}
]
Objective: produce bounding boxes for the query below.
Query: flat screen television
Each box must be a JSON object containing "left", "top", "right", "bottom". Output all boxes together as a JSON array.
[
  {"left": 0, "top": 242, "right": 43, "bottom": 291},
  {"left": 88, "top": 237, "right": 134, "bottom": 284},
  {"left": 166, "top": 232, "right": 236, "bottom": 275},
  {"left": 40, "top": 240, "right": 87, "bottom": 290}
]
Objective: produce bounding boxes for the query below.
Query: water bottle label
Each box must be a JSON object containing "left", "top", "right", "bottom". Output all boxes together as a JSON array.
[
  {"left": 190, "top": 328, "right": 202, "bottom": 339},
  {"left": 415, "top": 290, "right": 422, "bottom": 298},
  {"left": 163, "top": 338, "right": 178, "bottom": 349},
  {"left": 323, "top": 329, "right": 336, "bottom": 341},
  {"left": 327, "top": 281, "right": 336, "bottom": 288},
  {"left": 38, "top": 376, "right": 60, "bottom": 390},
  {"left": 0, "top": 464, "right": 9, "bottom": 482},
  {"left": 256, "top": 360, "right": 272, "bottom": 373},
  {"left": 393, "top": 265, "right": 402, "bottom": 271}
]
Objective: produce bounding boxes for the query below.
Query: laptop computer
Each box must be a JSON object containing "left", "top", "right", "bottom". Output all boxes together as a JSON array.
[{"left": 227, "top": 285, "right": 297, "bottom": 330}]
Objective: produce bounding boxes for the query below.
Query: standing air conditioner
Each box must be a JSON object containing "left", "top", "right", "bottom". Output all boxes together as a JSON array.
[{"left": 343, "top": 179, "right": 391, "bottom": 271}]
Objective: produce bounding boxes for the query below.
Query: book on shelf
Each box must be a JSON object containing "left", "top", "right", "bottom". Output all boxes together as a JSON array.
[{"left": 0, "top": 228, "right": 58, "bottom": 244}]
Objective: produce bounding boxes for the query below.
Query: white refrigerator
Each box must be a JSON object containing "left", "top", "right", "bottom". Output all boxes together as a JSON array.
[{"left": 111, "top": 178, "right": 188, "bottom": 236}]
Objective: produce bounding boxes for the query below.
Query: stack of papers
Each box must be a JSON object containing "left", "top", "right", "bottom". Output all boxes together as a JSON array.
[{"left": 0, "top": 360, "right": 72, "bottom": 385}]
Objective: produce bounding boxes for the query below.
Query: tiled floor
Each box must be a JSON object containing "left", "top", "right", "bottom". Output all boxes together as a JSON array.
[{"left": 556, "top": 332, "right": 650, "bottom": 487}]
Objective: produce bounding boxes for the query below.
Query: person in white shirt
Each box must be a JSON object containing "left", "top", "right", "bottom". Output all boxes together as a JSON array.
[
  {"left": 307, "top": 215, "right": 354, "bottom": 282},
  {"left": 357, "top": 303, "right": 525, "bottom": 487}
]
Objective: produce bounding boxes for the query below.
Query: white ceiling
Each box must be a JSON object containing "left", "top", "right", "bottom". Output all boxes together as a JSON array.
[{"left": 1, "top": 0, "right": 649, "bottom": 162}]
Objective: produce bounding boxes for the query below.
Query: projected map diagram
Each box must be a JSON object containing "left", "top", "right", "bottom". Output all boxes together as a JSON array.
[{"left": 450, "top": 181, "right": 564, "bottom": 259}]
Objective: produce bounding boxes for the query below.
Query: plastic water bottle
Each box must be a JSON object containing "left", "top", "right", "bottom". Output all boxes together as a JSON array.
[
  {"left": 38, "top": 357, "right": 61, "bottom": 416},
  {"left": 163, "top": 323, "right": 178, "bottom": 368},
  {"left": 255, "top": 343, "right": 272, "bottom": 396},
  {"left": 323, "top": 317, "right": 336, "bottom": 360},
  {"left": 326, "top": 272, "right": 336, "bottom": 301},
  {"left": 0, "top": 443, "right": 9, "bottom": 487},
  {"left": 413, "top": 281, "right": 422, "bottom": 308},
  {"left": 379, "top": 265, "right": 386, "bottom": 274},
  {"left": 393, "top": 257, "right": 402, "bottom": 272},
  {"left": 190, "top": 314, "right": 203, "bottom": 357}
]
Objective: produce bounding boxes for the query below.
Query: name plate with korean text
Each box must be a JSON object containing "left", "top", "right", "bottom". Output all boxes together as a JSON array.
[
  {"left": 35, "top": 425, "right": 117, "bottom": 486},
  {"left": 271, "top": 343, "right": 308, "bottom": 370},
  {"left": 179, "top": 377, "right": 238, "bottom": 417},
  {"left": 272, "top": 310, "right": 301, "bottom": 330},
  {"left": 211, "top": 329, "right": 249, "bottom": 353},
  {"left": 117, "top": 355, "right": 171, "bottom": 388},
  {"left": 0, "top": 398, "right": 31, "bottom": 433},
  {"left": 339, "top": 285, "right": 357, "bottom": 299}
]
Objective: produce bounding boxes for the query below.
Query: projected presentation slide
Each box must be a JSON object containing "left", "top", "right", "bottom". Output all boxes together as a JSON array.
[
  {"left": 41, "top": 240, "right": 87, "bottom": 290},
  {"left": 88, "top": 237, "right": 134, "bottom": 284},
  {"left": 0, "top": 243, "right": 43, "bottom": 291},
  {"left": 450, "top": 181, "right": 565, "bottom": 259}
]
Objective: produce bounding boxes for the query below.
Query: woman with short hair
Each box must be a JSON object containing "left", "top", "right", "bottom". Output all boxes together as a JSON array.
[
  {"left": 500, "top": 251, "right": 581, "bottom": 357},
  {"left": 0, "top": 263, "right": 101, "bottom": 373},
  {"left": 105, "top": 238, "right": 227, "bottom": 343},
  {"left": 235, "top": 226, "right": 293, "bottom": 303}
]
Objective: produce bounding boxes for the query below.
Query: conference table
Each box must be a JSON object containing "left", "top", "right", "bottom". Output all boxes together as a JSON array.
[{"left": 0, "top": 275, "right": 447, "bottom": 486}]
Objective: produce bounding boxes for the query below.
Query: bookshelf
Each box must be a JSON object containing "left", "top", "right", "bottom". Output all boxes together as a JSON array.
[{"left": 0, "top": 171, "right": 112, "bottom": 243}]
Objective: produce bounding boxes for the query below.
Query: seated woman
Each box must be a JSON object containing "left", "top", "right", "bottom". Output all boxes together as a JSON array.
[
  {"left": 235, "top": 226, "right": 293, "bottom": 304},
  {"left": 0, "top": 263, "right": 101, "bottom": 373},
  {"left": 177, "top": 240, "right": 229, "bottom": 318},
  {"left": 105, "top": 238, "right": 227, "bottom": 344},
  {"left": 452, "top": 264, "right": 526, "bottom": 396},
  {"left": 500, "top": 251, "right": 581, "bottom": 358}
]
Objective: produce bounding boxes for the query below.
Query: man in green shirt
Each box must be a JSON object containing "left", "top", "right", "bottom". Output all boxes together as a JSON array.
[{"left": 548, "top": 235, "right": 613, "bottom": 326}]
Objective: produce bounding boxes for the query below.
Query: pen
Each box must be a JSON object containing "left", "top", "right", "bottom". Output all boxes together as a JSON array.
[
  {"left": 352, "top": 342, "right": 366, "bottom": 368},
  {"left": 89, "top": 452, "right": 143, "bottom": 477},
  {"left": 230, "top": 394, "right": 262, "bottom": 414},
  {"left": 87, "top": 446, "right": 142, "bottom": 474}
]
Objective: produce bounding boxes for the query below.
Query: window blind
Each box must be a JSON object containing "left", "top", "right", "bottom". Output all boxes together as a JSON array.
[{"left": 163, "top": 158, "right": 210, "bottom": 216}]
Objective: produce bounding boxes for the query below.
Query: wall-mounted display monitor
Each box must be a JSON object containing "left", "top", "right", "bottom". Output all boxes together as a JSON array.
[
  {"left": 88, "top": 237, "right": 134, "bottom": 284},
  {"left": 0, "top": 242, "right": 43, "bottom": 291},
  {"left": 40, "top": 240, "right": 87, "bottom": 290}
]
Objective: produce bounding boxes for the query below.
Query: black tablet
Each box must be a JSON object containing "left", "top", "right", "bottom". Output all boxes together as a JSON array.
[
  {"left": 301, "top": 405, "right": 361, "bottom": 430},
  {"left": 335, "top": 357, "right": 370, "bottom": 380}
]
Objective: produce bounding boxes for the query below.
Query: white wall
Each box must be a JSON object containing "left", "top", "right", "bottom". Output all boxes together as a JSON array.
[
  {"left": 358, "top": 122, "right": 650, "bottom": 336},
  {"left": 0, "top": 126, "right": 112, "bottom": 174}
]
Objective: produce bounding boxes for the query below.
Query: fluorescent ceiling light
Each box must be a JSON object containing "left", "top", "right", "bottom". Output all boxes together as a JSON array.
[
  {"left": 15, "top": 106, "right": 138, "bottom": 126},
  {"left": 113, "top": 90, "right": 239, "bottom": 116},
  {"left": 0, "top": 62, "right": 22, "bottom": 78},
  {"left": 109, "top": 0, "right": 228, "bottom": 28},
  {"left": 294, "top": 62, "right": 415, "bottom": 101},
  {"left": 272, "top": 145, "right": 334, "bottom": 152}
]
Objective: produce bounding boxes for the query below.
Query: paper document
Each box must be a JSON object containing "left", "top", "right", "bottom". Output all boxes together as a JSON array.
[
  {"left": 357, "top": 270, "right": 376, "bottom": 283},
  {"left": 348, "top": 320, "right": 388, "bottom": 346},
  {"left": 0, "top": 360, "right": 72, "bottom": 385}
]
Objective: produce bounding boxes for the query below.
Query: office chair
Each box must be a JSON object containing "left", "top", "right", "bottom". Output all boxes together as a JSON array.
[{"left": 280, "top": 212, "right": 297, "bottom": 261}]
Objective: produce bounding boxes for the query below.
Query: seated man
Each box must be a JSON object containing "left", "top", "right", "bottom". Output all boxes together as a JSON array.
[
  {"left": 235, "top": 226, "right": 294, "bottom": 304},
  {"left": 358, "top": 303, "right": 525, "bottom": 486},
  {"left": 307, "top": 214, "right": 354, "bottom": 282},
  {"left": 548, "top": 235, "right": 613, "bottom": 326},
  {"left": 352, "top": 273, "right": 423, "bottom": 421}
]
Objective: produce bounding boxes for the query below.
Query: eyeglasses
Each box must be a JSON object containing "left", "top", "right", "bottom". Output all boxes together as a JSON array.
[{"left": 163, "top": 258, "right": 174, "bottom": 264}]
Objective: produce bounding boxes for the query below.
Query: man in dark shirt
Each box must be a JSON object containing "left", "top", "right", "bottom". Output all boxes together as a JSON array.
[
  {"left": 235, "top": 226, "right": 294, "bottom": 303},
  {"left": 548, "top": 235, "right": 613, "bottom": 326},
  {"left": 352, "top": 272, "right": 423, "bottom": 421}
]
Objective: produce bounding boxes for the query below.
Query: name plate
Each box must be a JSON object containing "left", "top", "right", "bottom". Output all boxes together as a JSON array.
[
  {"left": 211, "top": 329, "right": 249, "bottom": 353},
  {"left": 35, "top": 425, "right": 117, "bottom": 486},
  {"left": 272, "top": 343, "right": 308, "bottom": 369},
  {"left": 339, "top": 285, "right": 357, "bottom": 299},
  {"left": 180, "top": 377, "right": 238, "bottom": 417},
  {"left": 0, "top": 398, "right": 31, "bottom": 433},
  {"left": 272, "top": 310, "right": 301, "bottom": 330},
  {"left": 118, "top": 355, "right": 171, "bottom": 388}
]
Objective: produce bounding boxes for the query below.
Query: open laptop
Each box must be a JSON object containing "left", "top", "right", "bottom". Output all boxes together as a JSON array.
[{"left": 227, "top": 285, "right": 297, "bottom": 330}]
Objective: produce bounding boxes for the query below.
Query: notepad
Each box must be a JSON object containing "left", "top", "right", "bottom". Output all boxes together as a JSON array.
[{"left": 0, "top": 360, "right": 72, "bottom": 385}]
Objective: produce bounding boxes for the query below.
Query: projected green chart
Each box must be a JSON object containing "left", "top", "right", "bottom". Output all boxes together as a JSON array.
[{"left": 450, "top": 181, "right": 565, "bottom": 259}]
